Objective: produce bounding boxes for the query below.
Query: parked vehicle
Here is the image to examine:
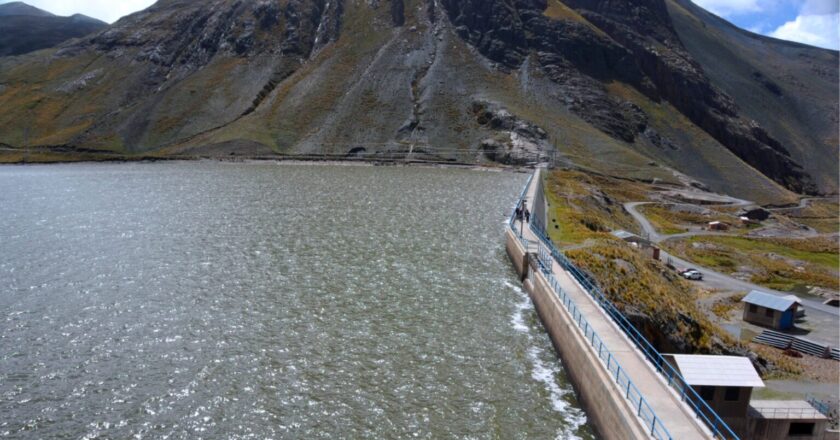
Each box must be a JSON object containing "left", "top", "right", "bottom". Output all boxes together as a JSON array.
[{"left": 682, "top": 270, "right": 703, "bottom": 280}]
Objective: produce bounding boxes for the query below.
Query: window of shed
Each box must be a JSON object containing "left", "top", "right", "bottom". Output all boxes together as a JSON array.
[
  {"left": 789, "top": 422, "right": 815, "bottom": 436},
  {"left": 724, "top": 387, "right": 740, "bottom": 401},
  {"left": 765, "top": 308, "right": 774, "bottom": 317}
]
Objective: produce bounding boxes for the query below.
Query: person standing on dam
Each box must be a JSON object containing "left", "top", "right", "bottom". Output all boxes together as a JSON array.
[{"left": 517, "top": 201, "right": 528, "bottom": 238}]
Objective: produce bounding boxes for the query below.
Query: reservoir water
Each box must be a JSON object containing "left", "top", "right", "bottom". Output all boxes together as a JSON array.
[{"left": 0, "top": 163, "right": 592, "bottom": 439}]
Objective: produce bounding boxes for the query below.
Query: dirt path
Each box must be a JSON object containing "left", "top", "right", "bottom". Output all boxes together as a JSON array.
[{"left": 623, "top": 202, "right": 839, "bottom": 319}]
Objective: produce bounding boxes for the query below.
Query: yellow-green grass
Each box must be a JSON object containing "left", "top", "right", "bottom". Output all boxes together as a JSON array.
[
  {"left": 544, "top": 169, "right": 648, "bottom": 245},
  {"left": 711, "top": 293, "right": 746, "bottom": 319},
  {"left": 667, "top": 236, "right": 839, "bottom": 291},
  {"left": 566, "top": 242, "right": 727, "bottom": 352},
  {"left": 545, "top": 169, "right": 803, "bottom": 375},
  {"left": 637, "top": 204, "right": 693, "bottom": 234},
  {"left": 785, "top": 199, "right": 839, "bottom": 234},
  {"left": 543, "top": 1, "right": 609, "bottom": 38}
]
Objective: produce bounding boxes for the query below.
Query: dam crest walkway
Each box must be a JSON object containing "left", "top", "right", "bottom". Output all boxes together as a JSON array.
[{"left": 510, "top": 168, "right": 731, "bottom": 440}]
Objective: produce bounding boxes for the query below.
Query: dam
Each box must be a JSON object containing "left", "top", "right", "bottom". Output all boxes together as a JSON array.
[{"left": 506, "top": 168, "right": 739, "bottom": 440}]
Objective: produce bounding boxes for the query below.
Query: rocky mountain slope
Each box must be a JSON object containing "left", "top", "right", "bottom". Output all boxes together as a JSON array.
[
  {"left": 0, "top": 0, "right": 836, "bottom": 203},
  {"left": 0, "top": 2, "right": 106, "bottom": 57}
]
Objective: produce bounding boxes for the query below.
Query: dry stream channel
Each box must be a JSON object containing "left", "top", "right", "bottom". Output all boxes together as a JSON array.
[{"left": 0, "top": 162, "right": 593, "bottom": 439}]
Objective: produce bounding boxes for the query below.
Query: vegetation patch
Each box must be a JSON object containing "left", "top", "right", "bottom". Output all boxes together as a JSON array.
[
  {"left": 666, "top": 236, "right": 839, "bottom": 292},
  {"left": 566, "top": 242, "right": 726, "bottom": 352},
  {"left": 711, "top": 293, "right": 745, "bottom": 320},
  {"left": 783, "top": 199, "right": 839, "bottom": 233},
  {"left": 545, "top": 169, "right": 647, "bottom": 245}
]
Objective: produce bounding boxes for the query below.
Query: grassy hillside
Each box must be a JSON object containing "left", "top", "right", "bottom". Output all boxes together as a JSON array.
[
  {"left": 666, "top": 235, "right": 840, "bottom": 292},
  {"left": 667, "top": 0, "right": 839, "bottom": 194},
  {"left": 543, "top": 169, "right": 802, "bottom": 374}
]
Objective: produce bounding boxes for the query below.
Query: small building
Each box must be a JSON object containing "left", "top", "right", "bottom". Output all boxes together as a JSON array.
[
  {"left": 611, "top": 229, "right": 652, "bottom": 247},
  {"left": 741, "top": 216, "right": 761, "bottom": 226},
  {"left": 665, "top": 354, "right": 764, "bottom": 436},
  {"left": 741, "top": 291, "right": 801, "bottom": 330},
  {"left": 708, "top": 221, "right": 730, "bottom": 231},
  {"left": 742, "top": 207, "right": 771, "bottom": 221},
  {"left": 611, "top": 230, "right": 660, "bottom": 260},
  {"left": 748, "top": 400, "right": 830, "bottom": 440}
]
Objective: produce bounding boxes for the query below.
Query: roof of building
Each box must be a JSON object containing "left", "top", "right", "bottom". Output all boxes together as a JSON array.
[
  {"left": 611, "top": 230, "right": 652, "bottom": 244},
  {"left": 611, "top": 230, "right": 638, "bottom": 240},
  {"left": 741, "top": 290, "right": 800, "bottom": 311},
  {"left": 670, "top": 355, "right": 765, "bottom": 388},
  {"left": 749, "top": 400, "right": 828, "bottom": 420},
  {"left": 782, "top": 294, "right": 803, "bottom": 305}
]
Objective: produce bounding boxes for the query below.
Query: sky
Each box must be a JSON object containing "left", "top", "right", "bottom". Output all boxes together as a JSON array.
[
  {"left": 693, "top": 0, "right": 839, "bottom": 49},
  {"left": 0, "top": 0, "right": 838, "bottom": 50}
]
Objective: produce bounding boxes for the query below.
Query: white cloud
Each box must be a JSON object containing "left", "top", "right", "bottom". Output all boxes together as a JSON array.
[
  {"left": 801, "top": 0, "right": 838, "bottom": 15},
  {"left": 0, "top": 0, "right": 155, "bottom": 23},
  {"left": 691, "top": 0, "right": 764, "bottom": 16},
  {"left": 770, "top": 12, "right": 840, "bottom": 49}
]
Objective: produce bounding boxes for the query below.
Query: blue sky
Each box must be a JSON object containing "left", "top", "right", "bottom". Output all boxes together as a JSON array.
[
  {"left": 694, "top": 0, "right": 839, "bottom": 49},
  {"left": 1, "top": 0, "right": 838, "bottom": 50}
]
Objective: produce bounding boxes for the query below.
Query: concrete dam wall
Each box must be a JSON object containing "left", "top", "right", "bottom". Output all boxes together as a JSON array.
[{"left": 505, "top": 169, "right": 717, "bottom": 440}]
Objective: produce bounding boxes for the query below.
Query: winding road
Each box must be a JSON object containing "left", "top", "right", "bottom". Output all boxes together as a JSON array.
[{"left": 623, "top": 202, "right": 839, "bottom": 318}]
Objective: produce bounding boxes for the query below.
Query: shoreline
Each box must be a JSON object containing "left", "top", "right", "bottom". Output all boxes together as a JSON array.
[{"left": 0, "top": 152, "right": 538, "bottom": 173}]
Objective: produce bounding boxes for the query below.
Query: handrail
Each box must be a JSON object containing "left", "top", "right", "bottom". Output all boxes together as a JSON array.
[
  {"left": 528, "top": 220, "right": 741, "bottom": 440},
  {"left": 509, "top": 173, "right": 535, "bottom": 227},
  {"left": 750, "top": 406, "right": 825, "bottom": 419},
  {"left": 806, "top": 395, "right": 833, "bottom": 417},
  {"left": 532, "top": 244, "right": 674, "bottom": 440},
  {"left": 510, "top": 174, "right": 674, "bottom": 439}
]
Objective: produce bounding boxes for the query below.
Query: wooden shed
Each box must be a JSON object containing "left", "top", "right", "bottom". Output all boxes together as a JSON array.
[{"left": 741, "top": 291, "right": 800, "bottom": 330}]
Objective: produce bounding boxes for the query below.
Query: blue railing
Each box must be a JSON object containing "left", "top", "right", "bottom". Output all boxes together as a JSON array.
[
  {"left": 509, "top": 173, "right": 535, "bottom": 249},
  {"left": 509, "top": 173, "right": 534, "bottom": 228},
  {"left": 528, "top": 220, "right": 740, "bottom": 440},
  {"left": 806, "top": 395, "right": 833, "bottom": 417},
  {"left": 532, "top": 243, "right": 673, "bottom": 439}
]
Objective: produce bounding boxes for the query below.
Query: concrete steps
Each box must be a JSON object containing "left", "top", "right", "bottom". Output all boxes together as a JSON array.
[{"left": 752, "top": 330, "right": 833, "bottom": 359}]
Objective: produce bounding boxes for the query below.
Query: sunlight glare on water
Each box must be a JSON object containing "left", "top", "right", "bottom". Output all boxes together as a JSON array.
[{"left": 0, "top": 162, "right": 592, "bottom": 439}]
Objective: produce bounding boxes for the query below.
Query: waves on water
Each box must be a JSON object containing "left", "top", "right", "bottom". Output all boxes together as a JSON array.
[{"left": 504, "top": 280, "right": 588, "bottom": 439}]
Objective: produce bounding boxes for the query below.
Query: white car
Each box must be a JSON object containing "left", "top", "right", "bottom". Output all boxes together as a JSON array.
[{"left": 682, "top": 270, "right": 703, "bottom": 281}]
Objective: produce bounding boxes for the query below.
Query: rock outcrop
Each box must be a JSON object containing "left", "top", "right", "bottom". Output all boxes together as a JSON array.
[{"left": 0, "top": 0, "right": 835, "bottom": 198}]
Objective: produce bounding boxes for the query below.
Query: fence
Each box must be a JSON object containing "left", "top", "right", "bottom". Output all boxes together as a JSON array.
[
  {"left": 509, "top": 174, "right": 674, "bottom": 439},
  {"left": 806, "top": 395, "right": 834, "bottom": 418},
  {"left": 750, "top": 405, "right": 825, "bottom": 419},
  {"left": 535, "top": 243, "right": 674, "bottom": 440},
  {"left": 512, "top": 171, "right": 740, "bottom": 440}
]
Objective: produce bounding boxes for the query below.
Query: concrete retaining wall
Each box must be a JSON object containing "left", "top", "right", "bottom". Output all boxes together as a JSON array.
[{"left": 505, "top": 230, "right": 649, "bottom": 440}]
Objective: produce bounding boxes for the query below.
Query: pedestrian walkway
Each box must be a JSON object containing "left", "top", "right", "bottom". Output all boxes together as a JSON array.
[{"left": 514, "top": 171, "right": 714, "bottom": 440}]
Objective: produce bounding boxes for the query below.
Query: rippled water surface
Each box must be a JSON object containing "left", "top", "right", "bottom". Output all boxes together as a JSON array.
[{"left": 0, "top": 163, "right": 592, "bottom": 439}]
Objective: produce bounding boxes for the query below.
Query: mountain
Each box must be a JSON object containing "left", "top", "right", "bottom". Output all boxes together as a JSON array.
[
  {"left": 0, "top": 1, "right": 52, "bottom": 16},
  {"left": 0, "top": 2, "right": 107, "bottom": 56},
  {"left": 0, "top": 0, "right": 836, "bottom": 203}
]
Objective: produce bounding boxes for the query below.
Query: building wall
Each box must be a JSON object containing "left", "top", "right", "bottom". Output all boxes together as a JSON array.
[
  {"left": 692, "top": 385, "right": 753, "bottom": 437},
  {"left": 747, "top": 418, "right": 828, "bottom": 440},
  {"left": 505, "top": 229, "right": 528, "bottom": 280},
  {"left": 743, "top": 305, "right": 783, "bottom": 329}
]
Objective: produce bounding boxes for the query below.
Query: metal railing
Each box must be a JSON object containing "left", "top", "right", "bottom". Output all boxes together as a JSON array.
[
  {"left": 806, "top": 395, "right": 833, "bottom": 417},
  {"left": 509, "top": 173, "right": 535, "bottom": 249},
  {"left": 533, "top": 243, "right": 673, "bottom": 440},
  {"left": 751, "top": 406, "right": 825, "bottom": 419},
  {"left": 527, "top": 219, "right": 740, "bottom": 440}
]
